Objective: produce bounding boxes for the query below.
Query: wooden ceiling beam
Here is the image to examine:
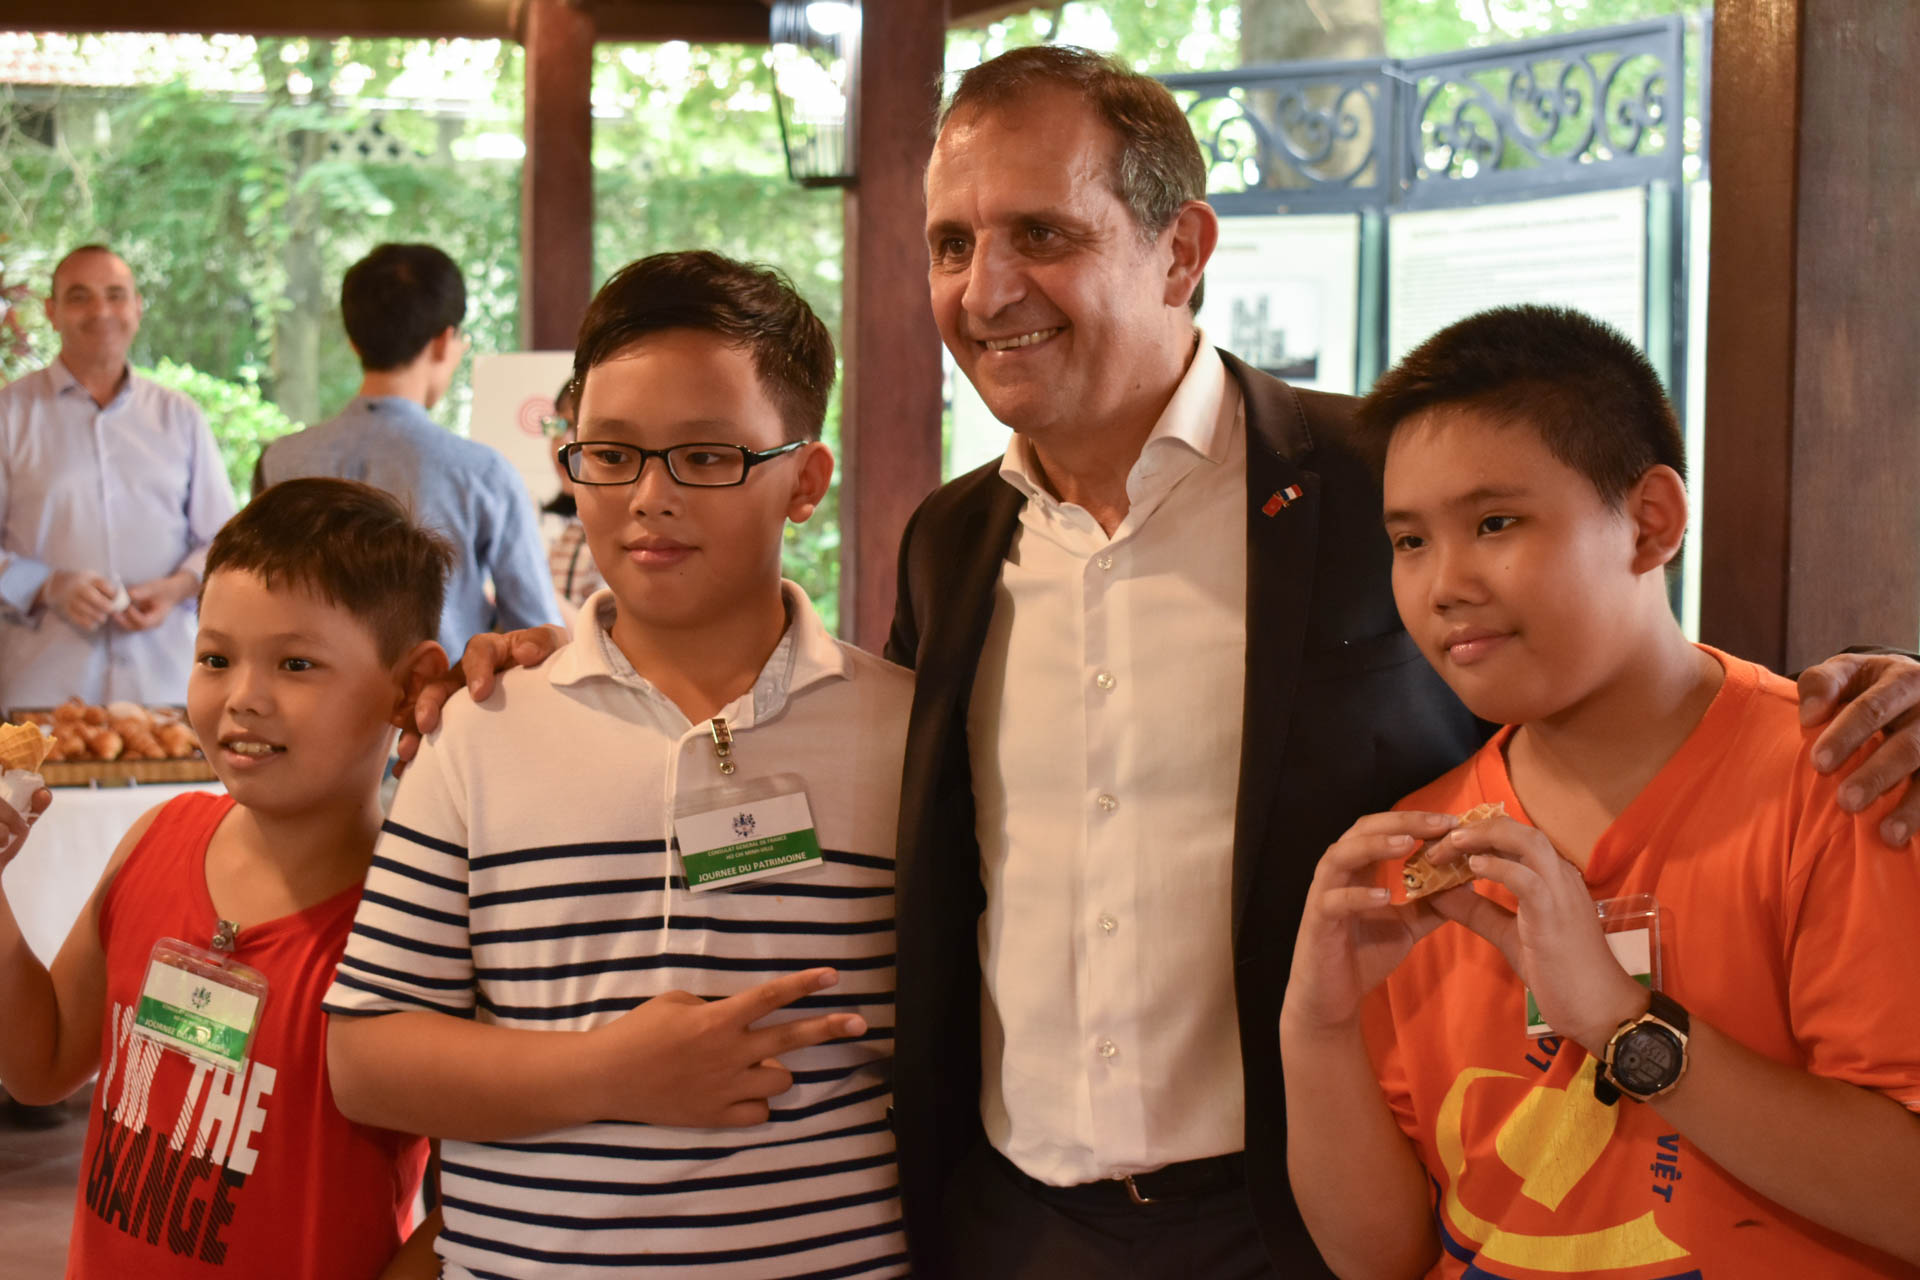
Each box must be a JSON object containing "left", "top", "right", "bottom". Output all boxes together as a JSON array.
[
  {"left": 946, "top": 0, "right": 1045, "bottom": 28},
  {"left": 589, "top": 2, "right": 771, "bottom": 44},
  {"left": 0, "top": 0, "right": 773, "bottom": 44},
  {"left": 1, "top": 0, "right": 1041, "bottom": 42},
  {"left": 0, "top": 0, "right": 519, "bottom": 40}
]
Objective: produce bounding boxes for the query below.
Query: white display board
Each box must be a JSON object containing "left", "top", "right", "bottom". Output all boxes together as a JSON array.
[
  {"left": 468, "top": 351, "right": 576, "bottom": 509},
  {"left": 1387, "top": 187, "right": 1649, "bottom": 364},
  {"left": 1197, "top": 212, "right": 1362, "bottom": 396}
]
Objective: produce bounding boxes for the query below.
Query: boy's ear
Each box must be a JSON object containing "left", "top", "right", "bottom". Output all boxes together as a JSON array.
[
  {"left": 785, "top": 442, "right": 835, "bottom": 524},
  {"left": 391, "top": 640, "right": 452, "bottom": 726},
  {"left": 1626, "top": 464, "right": 1689, "bottom": 575}
]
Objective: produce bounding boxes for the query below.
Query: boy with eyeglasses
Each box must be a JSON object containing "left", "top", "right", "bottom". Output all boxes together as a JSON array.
[{"left": 323, "top": 251, "right": 912, "bottom": 1279}]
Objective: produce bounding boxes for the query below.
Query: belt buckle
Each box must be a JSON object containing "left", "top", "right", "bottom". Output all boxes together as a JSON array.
[{"left": 1122, "top": 1173, "right": 1154, "bottom": 1206}]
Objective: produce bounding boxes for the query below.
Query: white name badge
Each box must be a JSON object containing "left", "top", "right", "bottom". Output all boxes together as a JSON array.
[
  {"left": 1526, "top": 893, "right": 1665, "bottom": 1039},
  {"left": 674, "top": 772, "right": 823, "bottom": 893},
  {"left": 130, "top": 938, "right": 268, "bottom": 1074}
]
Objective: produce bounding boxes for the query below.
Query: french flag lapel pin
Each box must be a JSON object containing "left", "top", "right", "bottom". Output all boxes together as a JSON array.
[{"left": 1262, "top": 484, "right": 1304, "bottom": 517}]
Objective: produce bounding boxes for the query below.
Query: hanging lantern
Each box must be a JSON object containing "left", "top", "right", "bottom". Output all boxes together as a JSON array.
[{"left": 768, "top": 0, "right": 861, "bottom": 187}]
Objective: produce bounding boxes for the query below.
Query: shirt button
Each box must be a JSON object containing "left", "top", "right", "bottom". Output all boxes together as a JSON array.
[
  {"left": 1095, "top": 554, "right": 1114, "bottom": 571},
  {"left": 1098, "top": 913, "right": 1118, "bottom": 935},
  {"left": 1096, "top": 794, "right": 1118, "bottom": 813},
  {"left": 1097, "top": 1038, "right": 1119, "bottom": 1061},
  {"left": 1094, "top": 670, "right": 1116, "bottom": 692}
]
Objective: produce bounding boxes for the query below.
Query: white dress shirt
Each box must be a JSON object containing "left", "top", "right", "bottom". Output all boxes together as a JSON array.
[
  {"left": 0, "top": 360, "right": 235, "bottom": 706},
  {"left": 969, "top": 340, "right": 1250, "bottom": 1185}
]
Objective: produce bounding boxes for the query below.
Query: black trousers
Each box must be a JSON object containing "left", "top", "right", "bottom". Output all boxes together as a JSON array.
[{"left": 941, "top": 1143, "right": 1283, "bottom": 1279}]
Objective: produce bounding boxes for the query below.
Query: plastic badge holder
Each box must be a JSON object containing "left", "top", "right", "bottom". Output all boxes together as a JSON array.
[
  {"left": 1525, "top": 892, "right": 1664, "bottom": 1038},
  {"left": 130, "top": 939, "right": 269, "bottom": 1075}
]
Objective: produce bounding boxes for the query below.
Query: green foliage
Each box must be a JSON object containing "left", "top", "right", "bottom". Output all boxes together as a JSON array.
[{"left": 139, "top": 358, "right": 300, "bottom": 498}]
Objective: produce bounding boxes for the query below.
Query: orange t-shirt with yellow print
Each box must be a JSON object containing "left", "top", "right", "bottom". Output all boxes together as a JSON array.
[{"left": 1363, "top": 647, "right": 1920, "bottom": 1280}]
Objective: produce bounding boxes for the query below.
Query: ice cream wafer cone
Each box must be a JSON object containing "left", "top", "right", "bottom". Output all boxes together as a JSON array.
[
  {"left": 1402, "top": 801, "right": 1506, "bottom": 901},
  {"left": 0, "top": 722, "right": 54, "bottom": 772}
]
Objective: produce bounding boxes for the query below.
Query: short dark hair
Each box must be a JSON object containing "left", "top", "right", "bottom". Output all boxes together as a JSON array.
[
  {"left": 202, "top": 478, "right": 454, "bottom": 663},
  {"left": 939, "top": 44, "right": 1209, "bottom": 312},
  {"left": 340, "top": 243, "right": 466, "bottom": 371},
  {"left": 1357, "top": 305, "right": 1685, "bottom": 506},
  {"left": 570, "top": 251, "right": 836, "bottom": 440}
]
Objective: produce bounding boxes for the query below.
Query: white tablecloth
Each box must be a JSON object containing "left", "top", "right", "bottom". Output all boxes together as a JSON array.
[{"left": 3, "top": 781, "right": 226, "bottom": 963}]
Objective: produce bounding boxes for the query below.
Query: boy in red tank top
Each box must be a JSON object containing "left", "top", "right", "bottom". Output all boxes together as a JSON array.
[
  {"left": 0, "top": 477, "right": 453, "bottom": 1278},
  {"left": 1281, "top": 306, "right": 1920, "bottom": 1279}
]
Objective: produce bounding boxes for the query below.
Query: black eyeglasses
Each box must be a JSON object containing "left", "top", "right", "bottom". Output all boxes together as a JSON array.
[{"left": 559, "top": 440, "right": 805, "bottom": 488}]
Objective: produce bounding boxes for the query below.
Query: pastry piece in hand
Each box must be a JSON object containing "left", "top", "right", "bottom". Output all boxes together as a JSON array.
[
  {"left": 0, "top": 722, "right": 54, "bottom": 772},
  {"left": 1402, "top": 801, "right": 1507, "bottom": 901}
]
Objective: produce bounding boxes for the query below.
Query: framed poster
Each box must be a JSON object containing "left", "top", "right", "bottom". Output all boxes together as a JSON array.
[
  {"left": 1198, "top": 212, "right": 1362, "bottom": 395},
  {"left": 1387, "top": 187, "right": 1649, "bottom": 364}
]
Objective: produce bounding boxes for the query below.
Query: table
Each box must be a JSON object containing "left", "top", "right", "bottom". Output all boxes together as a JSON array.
[{"left": 3, "top": 782, "right": 225, "bottom": 963}]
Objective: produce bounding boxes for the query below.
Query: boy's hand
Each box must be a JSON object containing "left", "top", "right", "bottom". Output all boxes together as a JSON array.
[
  {"left": 395, "top": 623, "right": 569, "bottom": 774},
  {"left": 1284, "top": 811, "right": 1461, "bottom": 1036},
  {"left": 1797, "top": 651, "right": 1920, "bottom": 846},
  {"left": 0, "top": 787, "right": 51, "bottom": 870},
  {"left": 1436, "top": 817, "right": 1648, "bottom": 1055},
  {"left": 588, "top": 968, "right": 867, "bottom": 1128}
]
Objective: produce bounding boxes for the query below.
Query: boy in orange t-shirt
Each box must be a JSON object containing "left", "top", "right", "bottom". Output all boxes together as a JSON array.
[{"left": 1280, "top": 305, "right": 1920, "bottom": 1280}]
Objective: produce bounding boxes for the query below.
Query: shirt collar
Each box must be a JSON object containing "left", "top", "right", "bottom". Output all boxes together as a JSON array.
[
  {"left": 547, "top": 580, "right": 849, "bottom": 726},
  {"left": 49, "top": 356, "right": 134, "bottom": 409},
  {"left": 995, "top": 334, "right": 1234, "bottom": 503}
]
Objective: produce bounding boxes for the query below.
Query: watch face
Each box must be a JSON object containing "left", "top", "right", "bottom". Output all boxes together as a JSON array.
[{"left": 1615, "top": 1025, "right": 1684, "bottom": 1094}]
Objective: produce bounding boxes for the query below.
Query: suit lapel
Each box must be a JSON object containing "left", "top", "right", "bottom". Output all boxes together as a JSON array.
[
  {"left": 1226, "top": 354, "right": 1323, "bottom": 945},
  {"left": 920, "top": 478, "right": 1024, "bottom": 696}
]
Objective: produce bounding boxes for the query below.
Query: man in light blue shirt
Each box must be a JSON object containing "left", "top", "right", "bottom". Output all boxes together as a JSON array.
[
  {"left": 0, "top": 245, "right": 235, "bottom": 707},
  {"left": 257, "top": 243, "right": 560, "bottom": 657}
]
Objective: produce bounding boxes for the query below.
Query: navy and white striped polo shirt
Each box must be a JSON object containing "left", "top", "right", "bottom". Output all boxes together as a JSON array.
[{"left": 324, "top": 584, "right": 911, "bottom": 1279}]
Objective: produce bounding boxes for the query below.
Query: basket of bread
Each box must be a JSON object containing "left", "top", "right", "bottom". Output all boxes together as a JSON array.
[{"left": 4, "top": 700, "right": 215, "bottom": 786}]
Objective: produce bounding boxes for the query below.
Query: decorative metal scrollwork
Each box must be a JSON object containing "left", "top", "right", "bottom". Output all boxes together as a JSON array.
[
  {"left": 1400, "top": 21, "right": 1683, "bottom": 205},
  {"left": 1161, "top": 15, "right": 1691, "bottom": 213},
  {"left": 1167, "top": 63, "right": 1392, "bottom": 212}
]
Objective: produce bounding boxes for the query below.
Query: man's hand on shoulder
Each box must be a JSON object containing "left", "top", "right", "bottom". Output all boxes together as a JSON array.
[
  {"left": 1797, "top": 650, "right": 1920, "bottom": 845},
  {"left": 393, "top": 623, "right": 569, "bottom": 776}
]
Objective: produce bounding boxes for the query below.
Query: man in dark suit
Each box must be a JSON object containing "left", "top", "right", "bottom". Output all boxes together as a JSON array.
[{"left": 885, "top": 45, "right": 1481, "bottom": 1276}]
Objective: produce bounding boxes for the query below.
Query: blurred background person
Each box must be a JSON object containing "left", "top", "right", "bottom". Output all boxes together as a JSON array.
[
  {"left": 257, "top": 242, "right": 560, "bottom": 657},
  {"left": 539, "top": 376, "right": 605, "bottom": 616},
  {"left": 0, "top": 244, "right": 234, "bottom": 708}
]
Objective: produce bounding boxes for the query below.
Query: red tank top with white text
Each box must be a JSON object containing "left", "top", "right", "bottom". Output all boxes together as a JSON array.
[{"left": 66, "top": 791, "right": 427, "bottom": 1279}]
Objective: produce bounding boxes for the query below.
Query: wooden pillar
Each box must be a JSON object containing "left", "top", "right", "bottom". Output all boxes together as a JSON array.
[
  {"left": 840, "top": 0, "right": 948, "bottom": 650},
  {"left": 520, "top": 0, "right": 596, "bottom": 351},
  {"left": 1700, "top": 1, "right": 1920, "bottom": 670}
]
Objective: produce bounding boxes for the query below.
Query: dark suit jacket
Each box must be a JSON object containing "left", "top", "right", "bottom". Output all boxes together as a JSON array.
[{"left": 883, "top": 352, "right": 1488, "bottom": 1275}]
